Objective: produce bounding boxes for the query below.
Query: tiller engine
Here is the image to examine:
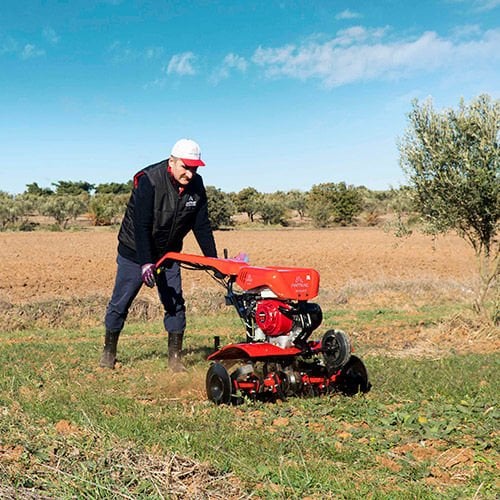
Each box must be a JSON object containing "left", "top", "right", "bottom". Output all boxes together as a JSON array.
[{"left": 156, "top": 251, "right": 371, "bottom": 404}]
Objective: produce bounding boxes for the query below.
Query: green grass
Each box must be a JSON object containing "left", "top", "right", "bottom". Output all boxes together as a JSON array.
[
  {"left": 322, "top": 302, "right": 467, "bottom": 328},
  {"left": 0, "top": 309, "right": 498, "bottom": 498}
]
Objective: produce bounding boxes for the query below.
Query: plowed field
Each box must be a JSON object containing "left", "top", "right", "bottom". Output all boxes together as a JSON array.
[
  {"left": 1, "top": 228, "right": 496, "bottom": 356},
  {"left": 0, "top": 228, "right": 476, "bottom": 304}
]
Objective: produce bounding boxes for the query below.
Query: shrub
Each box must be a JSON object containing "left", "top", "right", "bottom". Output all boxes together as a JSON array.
[{"left": 206, "top": 186, "right": 235, "bottom": 230}]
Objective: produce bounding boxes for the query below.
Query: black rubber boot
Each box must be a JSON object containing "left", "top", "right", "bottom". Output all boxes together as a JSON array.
[
  {"left": 168, "top": 331, "right": 186, "bottom": 372},
  {"left": 99, "top": 330, "right": 120, "bottom": 369}
]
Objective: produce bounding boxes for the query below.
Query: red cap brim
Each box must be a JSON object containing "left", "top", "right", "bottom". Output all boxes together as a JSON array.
[{"left": 181, "top": 158, "right": 205, "bottom": 167}]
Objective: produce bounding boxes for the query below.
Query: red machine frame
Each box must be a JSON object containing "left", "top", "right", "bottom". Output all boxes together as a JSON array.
[{"left": 156, "top": 251, "right": 371, "bottom": 404}]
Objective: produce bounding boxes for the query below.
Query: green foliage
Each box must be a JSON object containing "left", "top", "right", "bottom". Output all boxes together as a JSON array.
[
  {"left": 24, "top": 182, "right": 53, "bottom": 196},
  {"left": 95, "top": 181, "right": 133, "bottom": 194},
  {"left": 206, "top": 185, "right": 235, "bottom": 230},
  {"left": 308, "top": 182, "right": 363, "bottom": 227},
  {"left": 39, "top": 195, "right": 88, "bottom": 229},
  {"left": 308, "top": 183, "right": 335, "bottom": 227},
  {"left": 381, "top": 186, "right": 417, "bottom": 236},
  {"left": 285, "top": 189, "right": 308, "bottom": 219},
  {"left": 234, "top": 187, "right": 260, "bottom": 222},
  {"left": 387, "top": 186, "right": 414, "bottom": 215},
  {"left": 399, "top": 94, "right": 499, "bottom": 318},
  {"left": 0, "top": 192, "right": 26, "bottom": 229},
  {"left": 52, "top": 180, "right": 95, "bottom": 196},
  {"left": 332, "top": 182, "right": 363, "bottom": 225},
  {"left": 400, "top": 94, "right": 499, "bottom": 256},
  {"left": 88, "top": 193, "right": 128, "bottom": 226},
  {"left": 358, "top": 187, "right": 402, "bottom": 226},
  {"left": 17, "top": 193, "right": 45, "bottom": 211},
  {"left": 257, "top": 193, "right": 288, "bottom": 225}
]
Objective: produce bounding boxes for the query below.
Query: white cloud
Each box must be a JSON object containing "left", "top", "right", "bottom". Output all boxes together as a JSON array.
[
  {"left": 224, "top": 53, "right": 248, "bottom": 72},
  {"left": 480, "top": 0, "right": 500, "bottom": 8},
  {"left": 1, "top": 37, "right": 45, "bottom": 59},
  {"left": 43, "top": 27, "right": 60, "bottom": 44},
  {"left": 21, "top": 44, "right": 45, "bottom": 59},
  {"left": 334, "top": 26, "right": 387, "bottom": 45},
  {"left": 143, "top": 78, "right": 167, "bottom": 90},
  {"left": 107, "top": 41, "right": 165, "bottom": 63},
  {"left": 107, "top": 41, "right": 137, "bottom": 63},
  {"left": 468, "top": 0, "right": 500, "bottom": 11},
  {"left": 251, "top": 27, "right": 500, "bottom": 88},
  {"left": 447, "top": 0, "right": 500, "bottom": 11},
  {"left": 166, "top": 52, "right": 196, "bottom": 76},
  {"left": 451, "top": 24, "right": 482, "bottom": 38},
  {"left": 335, "top": 9, "right": 361, "bottom": 20},
  {"left": 210, "top": 53, "right": 248, "bottom": 84}
]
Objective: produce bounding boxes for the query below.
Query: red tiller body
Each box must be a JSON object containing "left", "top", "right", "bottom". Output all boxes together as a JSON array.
[{"left": 156, "top": 250, "right": 370, "bottom": 404}]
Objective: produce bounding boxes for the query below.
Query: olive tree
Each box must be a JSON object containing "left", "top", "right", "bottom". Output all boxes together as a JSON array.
[
  {"left": 88, "top": 193, "right": 128, "bottom": 226},
  {"left": 39, "top": 195, "right": 88, "bottom": 229},
  {"left": 206, "top": 186, "right": 235, "bottom": 230},
  {"left": 286, "top": 189, "right": 308, "bottom": 219},
  {"left": 257, "top": 193, "right": 288, "bottom": 226},
  {"left": 399, "top": 94, "right": 499, "bottom": 319},
  {"left": 307, "top": 182, "right": 362, "bottom": 227},
  {"left": 234, "top": 187, "right": 260, "bottom": 222},
  {"left": 0, "top": 192, "right": 24, "bottom": 229}
]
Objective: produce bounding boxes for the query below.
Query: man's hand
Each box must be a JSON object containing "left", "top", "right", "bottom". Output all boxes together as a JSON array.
[
  {"left": 141, "top": 263, "right": 156, "bottom": 288},
  {"left": 232, "top": 252, "right": 249, "bottom": 262}
]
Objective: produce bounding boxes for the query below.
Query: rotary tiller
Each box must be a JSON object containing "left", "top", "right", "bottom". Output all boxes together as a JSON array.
[{"left": 156, "top": 251, "right": 371, "bottom": 404}]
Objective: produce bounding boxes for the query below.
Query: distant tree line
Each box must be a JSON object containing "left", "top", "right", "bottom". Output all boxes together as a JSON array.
[
  {"left": 0, "top": 179, "right": 410, "bottom": 231},
  {"left": 0, "top": 180, "right": 132, "bottom": 230}
]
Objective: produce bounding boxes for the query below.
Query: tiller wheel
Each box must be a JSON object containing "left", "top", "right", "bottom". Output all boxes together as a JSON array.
[
  {"left": 206, "top": 363, "right": 233, "bottom": 404},
  {"left": 321, "top": 329, "right": 351, "bottom": 374}
]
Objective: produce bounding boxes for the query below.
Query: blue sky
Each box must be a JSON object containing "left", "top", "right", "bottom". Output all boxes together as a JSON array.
[{"left": 1, "top": 0, "right": 499, "bottom": 195}]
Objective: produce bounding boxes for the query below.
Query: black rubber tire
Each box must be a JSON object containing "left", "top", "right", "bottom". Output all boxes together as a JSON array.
[
  {"left": 206, "top": 363, "right": 232, "bottom": 404},
  {"left": 336, "top": 355, "right": 371, "bottom": 396},
  {"left": 322, "top": 329, "right": 352, "bottom": 372}
]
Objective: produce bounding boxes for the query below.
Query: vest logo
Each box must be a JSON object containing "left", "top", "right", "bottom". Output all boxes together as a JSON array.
[{"left": 185, "top": 195, "right": 197, "bottom": 208}]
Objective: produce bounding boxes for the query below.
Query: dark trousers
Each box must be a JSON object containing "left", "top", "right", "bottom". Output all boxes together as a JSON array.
[{"left": 104, "top": 254, "right": 186, "bottom": 334}]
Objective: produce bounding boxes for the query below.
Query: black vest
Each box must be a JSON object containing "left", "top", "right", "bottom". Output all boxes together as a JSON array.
[{"left": 118, "top": 160, "right": 209, "bottom": 261}]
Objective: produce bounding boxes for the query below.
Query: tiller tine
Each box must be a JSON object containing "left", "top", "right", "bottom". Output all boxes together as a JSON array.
[{"left": 335, "top": 355, "right": 372, "bottom": 396}]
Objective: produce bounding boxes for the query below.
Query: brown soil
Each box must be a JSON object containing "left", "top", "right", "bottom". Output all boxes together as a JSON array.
[
  {"left": 0, "top": 228, "right": 497, "bottom": 356},
  {"left": 0, "top": 228, "right": 477, "bottom": 304}
]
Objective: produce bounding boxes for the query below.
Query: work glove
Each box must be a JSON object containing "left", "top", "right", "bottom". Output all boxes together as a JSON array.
[
  {"left": 232, "top": 252, "right": 249, "bottom": 262},
  {"left": 141, "top": 263, "right": 156, "bottom": 288}
]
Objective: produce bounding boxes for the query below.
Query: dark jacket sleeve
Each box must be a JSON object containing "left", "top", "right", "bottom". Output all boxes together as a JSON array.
[
  {"left": 193, "top": 193, "right": 217, "bottom": 258},
  {"left": 134, "top": 174, "right": 155, "bottom": 265}
]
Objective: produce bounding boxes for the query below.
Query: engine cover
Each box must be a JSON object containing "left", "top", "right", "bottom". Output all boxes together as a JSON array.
[{"left": 255, "top": 300, "right": 293, "bottom": 336}]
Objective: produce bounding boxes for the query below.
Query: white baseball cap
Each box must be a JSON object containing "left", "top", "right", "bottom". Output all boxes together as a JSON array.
[{"left": 170, "top": 138, "right": 205, "bottom": 167}]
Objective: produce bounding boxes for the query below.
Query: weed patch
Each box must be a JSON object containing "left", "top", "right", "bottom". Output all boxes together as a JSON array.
[{"left": 0, "top": 407, "right": 246, "bottom": 498}]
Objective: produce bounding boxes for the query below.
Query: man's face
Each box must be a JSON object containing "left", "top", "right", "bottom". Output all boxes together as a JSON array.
[{"left": 170, "top": 157, "right": 198, "bottom": 186}]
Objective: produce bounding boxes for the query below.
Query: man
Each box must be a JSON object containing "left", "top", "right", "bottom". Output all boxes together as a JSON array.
[{"left": 100, "top": 138, "right": 217, "bottom": 372}]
